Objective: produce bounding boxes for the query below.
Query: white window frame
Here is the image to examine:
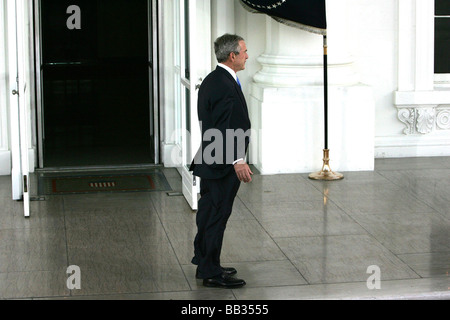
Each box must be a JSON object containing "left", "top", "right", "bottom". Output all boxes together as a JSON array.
[
  {"left": 395, "top": 0, "right": 450, "bottom": 136},
  {"left": 434, "top": 2, "right": 450, "bottom": 86}
]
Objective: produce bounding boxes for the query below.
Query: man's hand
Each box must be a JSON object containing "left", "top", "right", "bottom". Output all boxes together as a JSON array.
[{"left": 234, "top": 160, "right": 253, "bottom": 183}]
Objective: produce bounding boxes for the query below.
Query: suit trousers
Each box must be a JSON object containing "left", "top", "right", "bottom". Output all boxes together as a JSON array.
[{"left": 191, "top": 169, "right": 241, "bottom": 279}]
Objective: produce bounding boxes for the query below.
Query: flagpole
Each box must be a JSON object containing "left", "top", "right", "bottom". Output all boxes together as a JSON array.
[
  {"left": 309, "top": 35, "right": 344, "bottom": 181},
  {"left": 324, "top": 35, "right": 328, "bottom": 151}
]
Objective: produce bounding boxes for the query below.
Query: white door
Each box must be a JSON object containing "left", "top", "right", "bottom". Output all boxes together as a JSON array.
[
  {"left": 177, "top": 0, "right": 211, "bottom": 210},
  {"left": 8, "top": 0, "right": 32, "bottom": 217}
]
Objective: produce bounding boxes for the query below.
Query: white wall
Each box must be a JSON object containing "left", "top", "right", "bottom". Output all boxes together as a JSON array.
[
  {"left": 346, "top": 0, "right": 450, "bottom": 158},
  {"left": 346, "top": 0, "right": 399, "bottom": 137}
]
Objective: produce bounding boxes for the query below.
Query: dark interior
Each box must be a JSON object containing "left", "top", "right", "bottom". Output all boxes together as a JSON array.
[
  {"left": 40, "top": 0, "right": 154, "bottom": 167},
  {"left": 435, "top": 0, "right": 450, "bottom": 74}
]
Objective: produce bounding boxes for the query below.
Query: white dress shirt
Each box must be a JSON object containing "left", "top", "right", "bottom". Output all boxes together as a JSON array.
[{"left": 217, "top": 63, "right": 238, "bottom": 82}]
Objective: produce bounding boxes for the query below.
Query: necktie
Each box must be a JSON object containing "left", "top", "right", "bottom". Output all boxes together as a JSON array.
[{"left": 237, "top": 77, "right": 242, "bottom": 89}]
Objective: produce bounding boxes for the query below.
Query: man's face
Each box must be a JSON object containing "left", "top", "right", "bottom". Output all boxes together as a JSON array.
[{"left": 233, "top": 41, "right": 248, "bottom": 72}]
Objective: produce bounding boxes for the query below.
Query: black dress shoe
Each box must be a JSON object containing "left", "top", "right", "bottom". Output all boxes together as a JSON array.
[
  {"left": 203, "top": 273, "right": 246, "bottom": 288},
  {"left": 196, "top": 267, "right": 237, "bottom": 279}
]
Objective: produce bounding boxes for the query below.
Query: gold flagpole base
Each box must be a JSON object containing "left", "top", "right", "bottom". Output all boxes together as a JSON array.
[{"left": 309, "top": 149, "right": 344, "bottom": 181}]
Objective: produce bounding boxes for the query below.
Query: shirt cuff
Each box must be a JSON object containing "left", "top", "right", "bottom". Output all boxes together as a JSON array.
[{"left": 233, "top": 158, "right": 244, "bottom": 165}]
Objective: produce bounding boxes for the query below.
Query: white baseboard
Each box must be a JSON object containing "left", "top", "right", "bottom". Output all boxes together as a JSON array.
[
  {"left": 0, "top": 150, "right": 11, "bottom": 176},
  {"left": 162, "top": 142, "right": 183, "bottom": 168},
  {"left": 0, "top": 148, "right": 36, "bottom": 176},
  {"left": 375, "top": 135, "right": 450, "bottom": 158}
]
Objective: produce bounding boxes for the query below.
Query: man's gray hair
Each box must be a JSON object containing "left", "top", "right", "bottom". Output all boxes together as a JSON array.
[{"left": 214, "top": 34, "right": 244, "bottom": 63}]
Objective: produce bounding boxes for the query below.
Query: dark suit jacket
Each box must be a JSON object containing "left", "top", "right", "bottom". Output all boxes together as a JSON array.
[{"left": 190, "top": 66, "right": 251, "bottom": 180}]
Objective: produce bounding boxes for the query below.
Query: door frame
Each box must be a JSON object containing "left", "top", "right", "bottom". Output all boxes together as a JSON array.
[
  {"left": 9, "top": 0, "right": 32, "bottom": 217},
  {"left": 33, "top": 0, "right": 44, "bottom": 169},
  {"left": 177, "top": 0, "right": 211, "bottom": 210},
  {"left": 33, "top": 0, "right": 161, "bottom": 169},
  {"left": 150, "top": 0, "right": 161, "bottom": 165}
]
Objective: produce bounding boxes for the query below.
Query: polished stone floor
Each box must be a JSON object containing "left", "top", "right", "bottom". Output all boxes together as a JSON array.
[{"left": 0, "top": 157, "right": 449, "bottom": 300}]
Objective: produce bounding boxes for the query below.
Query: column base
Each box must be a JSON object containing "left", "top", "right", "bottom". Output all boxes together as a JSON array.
[{"left": 248, "top": 83, "right": 375, "bottom": 175}]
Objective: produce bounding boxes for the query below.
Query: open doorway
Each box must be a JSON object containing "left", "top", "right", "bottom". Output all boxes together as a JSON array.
[{"left": 37, "top": 0, "right": 157, "bottom": 168}]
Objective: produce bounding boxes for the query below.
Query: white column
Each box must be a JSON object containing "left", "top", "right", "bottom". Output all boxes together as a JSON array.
[
  {"left": 253, "top": 0, "right": 358, "bottom": 88},
  {"left": 248, "top": 0, "right": 375, "bottom": 174},
  {"left": 253, "top": 17, "right": 323, "bottom": 87}
]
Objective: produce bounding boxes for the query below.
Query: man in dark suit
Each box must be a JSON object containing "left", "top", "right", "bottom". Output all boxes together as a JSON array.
[{"left": 190, "top": 34, "right": 253, "bottom": 288}]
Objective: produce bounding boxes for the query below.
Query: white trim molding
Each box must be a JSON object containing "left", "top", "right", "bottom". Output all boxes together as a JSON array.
[
  {"left": 396, "top": 90, "right": 450, "bottom": 135},
  {"left": 375, "top": 134, "right": 450, "bottom": 158},
  {"left": 397, "top": 105, "right": 450, "bottom": 135}
]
